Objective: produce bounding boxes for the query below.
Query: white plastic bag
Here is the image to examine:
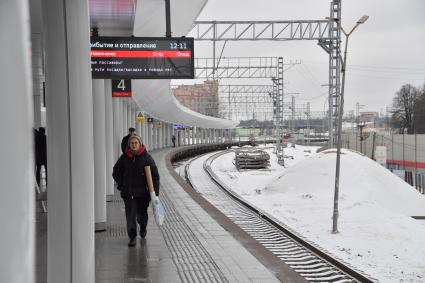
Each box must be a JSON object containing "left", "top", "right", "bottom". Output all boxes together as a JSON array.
[
  {"left": 150, "top": 191, "right": 165, "bottom": 226},
  {"left": 145, "top": 165, "right": 166, "bottom": 226}
]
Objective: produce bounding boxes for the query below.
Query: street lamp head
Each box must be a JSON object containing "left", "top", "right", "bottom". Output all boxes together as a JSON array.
[{"left": 357, "top": 15, "right": 369, "bottom": 24}]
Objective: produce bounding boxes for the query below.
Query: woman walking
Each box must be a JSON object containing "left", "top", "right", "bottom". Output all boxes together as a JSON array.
[{"left": 112, "top": 135, "right": 160, "bottom": 247}]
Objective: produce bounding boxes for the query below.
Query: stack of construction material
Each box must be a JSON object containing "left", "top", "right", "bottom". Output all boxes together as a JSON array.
[{"left": 235, "top": 150, "right": 270, "bottom": 170}]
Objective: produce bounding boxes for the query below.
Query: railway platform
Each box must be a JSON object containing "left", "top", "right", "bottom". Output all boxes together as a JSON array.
[{"left": 36, "top": 147, "right": 304, "bottom": 283}]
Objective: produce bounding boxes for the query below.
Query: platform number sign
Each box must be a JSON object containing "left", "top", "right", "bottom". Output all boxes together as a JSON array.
[{"left": 112, "top": 79, "right": 132, "bottom": 97}]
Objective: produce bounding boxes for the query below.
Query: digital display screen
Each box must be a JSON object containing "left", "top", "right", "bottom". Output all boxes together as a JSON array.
[{"left": 90, "top": 37, "right": 194, "bottom": 79}]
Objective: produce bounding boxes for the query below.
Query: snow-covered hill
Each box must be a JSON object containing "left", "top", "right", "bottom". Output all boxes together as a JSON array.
[{"left": 212, "top": 145, "right": 425, "bottom": 282}]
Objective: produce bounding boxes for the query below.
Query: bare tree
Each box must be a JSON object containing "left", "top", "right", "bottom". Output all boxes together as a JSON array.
[
  {"left": 391, "top": 84, "right": 420, "bottom": 134},
  {"left": 414, "top": 82, "right": 425, "bottom": 134}
]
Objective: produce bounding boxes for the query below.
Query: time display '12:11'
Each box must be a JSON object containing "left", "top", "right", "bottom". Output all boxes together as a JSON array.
[{"left": 169, "top": 42, "right": 188, "bottom": 50}]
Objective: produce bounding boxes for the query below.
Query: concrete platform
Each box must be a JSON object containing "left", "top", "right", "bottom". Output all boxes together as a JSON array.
[{"left": 37, "top": 147, "right": 291, "bottom": 282}]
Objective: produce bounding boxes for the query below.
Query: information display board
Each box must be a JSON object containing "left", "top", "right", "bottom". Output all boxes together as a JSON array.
[{"left": 91, "top": 37, "right": 194, "bottom": 79}]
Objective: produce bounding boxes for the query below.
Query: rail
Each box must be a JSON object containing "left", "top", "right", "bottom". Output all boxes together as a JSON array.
[{"left": 166, "top": 144, "right": 376, "bottom": 282}]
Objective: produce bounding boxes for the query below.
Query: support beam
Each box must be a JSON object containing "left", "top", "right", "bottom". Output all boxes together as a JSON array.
[
  {"left": 190, "top": 15, "right": 340, "bottom": 146},
  {"left": 318, "top": 0, "right": 342, "bottom": 147},
  {"left": 146, "top": 119, "right": 152, "bottom": 150},
  {"left": 127, "top": 101, "right": 132, "bottom": 129},
  {"left": 142, "top": 116, "right": 147, "bottom": 147},
  {"left": 122, "top": 100, "right": 127, "bottom": 135},
  {"left": 1, "top": 1, "right": 34, "bottom": 282},
  {"left": 31, "top": 33, "right": 44, "bottom": 128},
  {"left": 190, "top": 20, "right": 330, "bottom": 41},
  {"left": 195, "top": 57, "right": 279, "bottom": 79},
  {"left": 218, "top": 84, "right": 274, "bottom": 93},
  {"left": 112, "top": 98, "right": 120, "bottom": 160},
  {"left": 136, "top": 110, "right": 142, "bottom": 146},
  {"left": 92, "top": 80, "right": 106, "bottom": 231},
  {"left": 43, "top": 0, "right": 95, "bottom": 281},
  {"left": 104, "top": 80, "right": 114, "bottom": 196},
  {"left": 158, "top": 123, "right": 161, "bottom": 148}
]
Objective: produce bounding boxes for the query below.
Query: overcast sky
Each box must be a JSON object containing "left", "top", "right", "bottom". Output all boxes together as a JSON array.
[{"left": 180, "top": 0, "right": 425, "bottom": 116}]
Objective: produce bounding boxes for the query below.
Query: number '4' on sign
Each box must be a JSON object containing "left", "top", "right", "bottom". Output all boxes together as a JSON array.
[
  {"left": 112, "top": 79, "right": 132, "bottom": 97},
  {"left": 117, "top": 79, "right": 126, "bottom": 90}
]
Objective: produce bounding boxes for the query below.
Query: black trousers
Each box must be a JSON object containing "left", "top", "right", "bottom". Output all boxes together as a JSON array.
[{"left": 123, "top": 197, "right": 149, "bottom": 238}]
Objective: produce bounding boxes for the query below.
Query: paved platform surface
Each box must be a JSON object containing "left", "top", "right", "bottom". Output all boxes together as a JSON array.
[{"left": 37, "top": 147, "right": 284, "bottom": 283}]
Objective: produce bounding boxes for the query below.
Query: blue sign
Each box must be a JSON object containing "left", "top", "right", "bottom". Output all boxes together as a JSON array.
[{"left": 173, "top": 123, "right": 186, "bottom": 129}]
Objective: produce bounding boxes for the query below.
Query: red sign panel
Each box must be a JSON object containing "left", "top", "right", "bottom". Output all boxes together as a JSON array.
[{"left": 91, "top": 50, "right": 192, "bottom": 58}]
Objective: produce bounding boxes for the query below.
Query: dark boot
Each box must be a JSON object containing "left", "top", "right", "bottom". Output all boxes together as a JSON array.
[
  {"left": 128, "top": 237, "right": 136, "bottom": 247},
  {"left": 140, "top": 228, "right": 147, "bottom": 239}
]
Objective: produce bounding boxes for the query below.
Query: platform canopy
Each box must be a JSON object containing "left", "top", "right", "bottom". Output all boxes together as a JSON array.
[{"left": 90, "top": 0, "right": 237, "bottom": 129}]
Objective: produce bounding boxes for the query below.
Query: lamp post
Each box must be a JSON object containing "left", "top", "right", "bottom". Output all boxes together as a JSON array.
[
  {"left": 332, "top": 15, "right": 369, "bottom": 234},
  {"left": 356, "top": 102, "right": 365, "bottom": 127}
]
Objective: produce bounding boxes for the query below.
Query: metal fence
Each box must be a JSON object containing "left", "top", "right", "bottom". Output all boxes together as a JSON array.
[
  {"left": 342, "top": 131, "right": 425, "bottom": 173},
  {"left": 341, "top": 130, "right": 425, "bottom": 194},
  {"left": 390, "top": 169, "right": 425, "bottom": 195}
]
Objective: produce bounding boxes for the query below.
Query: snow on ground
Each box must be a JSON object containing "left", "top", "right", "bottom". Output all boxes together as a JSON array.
[
  {"left": 217, "top": 144, "right": 319, "bottom": 197},
  {"left": 211, "top": 145, "right": 425, "bottom": 282}
]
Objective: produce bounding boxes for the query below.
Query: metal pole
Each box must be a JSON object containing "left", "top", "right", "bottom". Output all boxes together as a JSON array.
[
  {"left": 92, "top": 79, "right": 107, "bottom": 232},
  {"left": 165, "top": 0, "right": 171, "bottom": 37},
  {"left": 415, "top": 132, "right": 418, "bottom": 175},
  {"left": 292, "top": 95, "right": 295, "bottom": 132},
  {"left": 356, "top": 102, "right": 358, "bottom": 125},
  {"left": 332, "top": 33, "right": 349, "bottom": 234},
  {"left": 278, "top": 58, "right": 285, "bottom": 165},
  {"left": 372, "top": 132, "right": 376, "bottom": 160},
  {"left": 392, "top": 132, "right": 394, "bottom": 162},
  {"left": 228, "top": 88, "right": 231, "bottom": 120},
  {"left": 307, "top": 102, "right": 311, "bottom": 146},
  {"left": 354, "top": 125, "right": 359, "bottom": 151},
  {"left": 403, "top": 132, "right": 405, "bottom": 170},
  {"left": 212, "top": 22, "right": 216, "bottom": 79}
]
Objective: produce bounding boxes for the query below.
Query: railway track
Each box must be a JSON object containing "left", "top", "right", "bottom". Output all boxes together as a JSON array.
[{"left": 183, "top": 151, "right": 376, "bottom": 283}]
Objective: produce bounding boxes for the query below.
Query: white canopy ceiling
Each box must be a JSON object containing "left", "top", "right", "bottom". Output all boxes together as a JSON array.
[
  {"left": 131, "top": 0, "right": 237, "bottom": 129},
  {"left": 29, "top": 0, "right": 236, "bottom": 129},
  {"left": 88, "top": 0, "right": 237, "bottom": 129}
]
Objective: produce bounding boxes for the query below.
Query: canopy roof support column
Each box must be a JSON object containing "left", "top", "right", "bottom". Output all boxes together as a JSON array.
[
  {"left": 43, "top": 0, "right": 95, "bottom": 281},
  {"left": 0, "top": 1, "right": 34, "bottom": 282},
  {"left": 104, "top": 80, "right": 114, "bottom": 196},
  {"left": 93, "top": 80, "right": 106, "bottom": 231}
]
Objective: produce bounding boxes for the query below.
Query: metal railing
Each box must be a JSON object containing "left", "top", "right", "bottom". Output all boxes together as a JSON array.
[{"left": 390, "top": 169, "right": 425, "bottom": 195}]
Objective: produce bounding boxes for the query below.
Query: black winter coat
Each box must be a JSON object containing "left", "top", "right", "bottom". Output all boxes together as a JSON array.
[
  {"left": 35, "top": 131, "right": 47, "bottom": 165},
  {"left": 121, "top": 134, "right": 131, "bottom": 153},
  {"left": 112, "top": 147, "right": 160, "bottom": 201}
]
